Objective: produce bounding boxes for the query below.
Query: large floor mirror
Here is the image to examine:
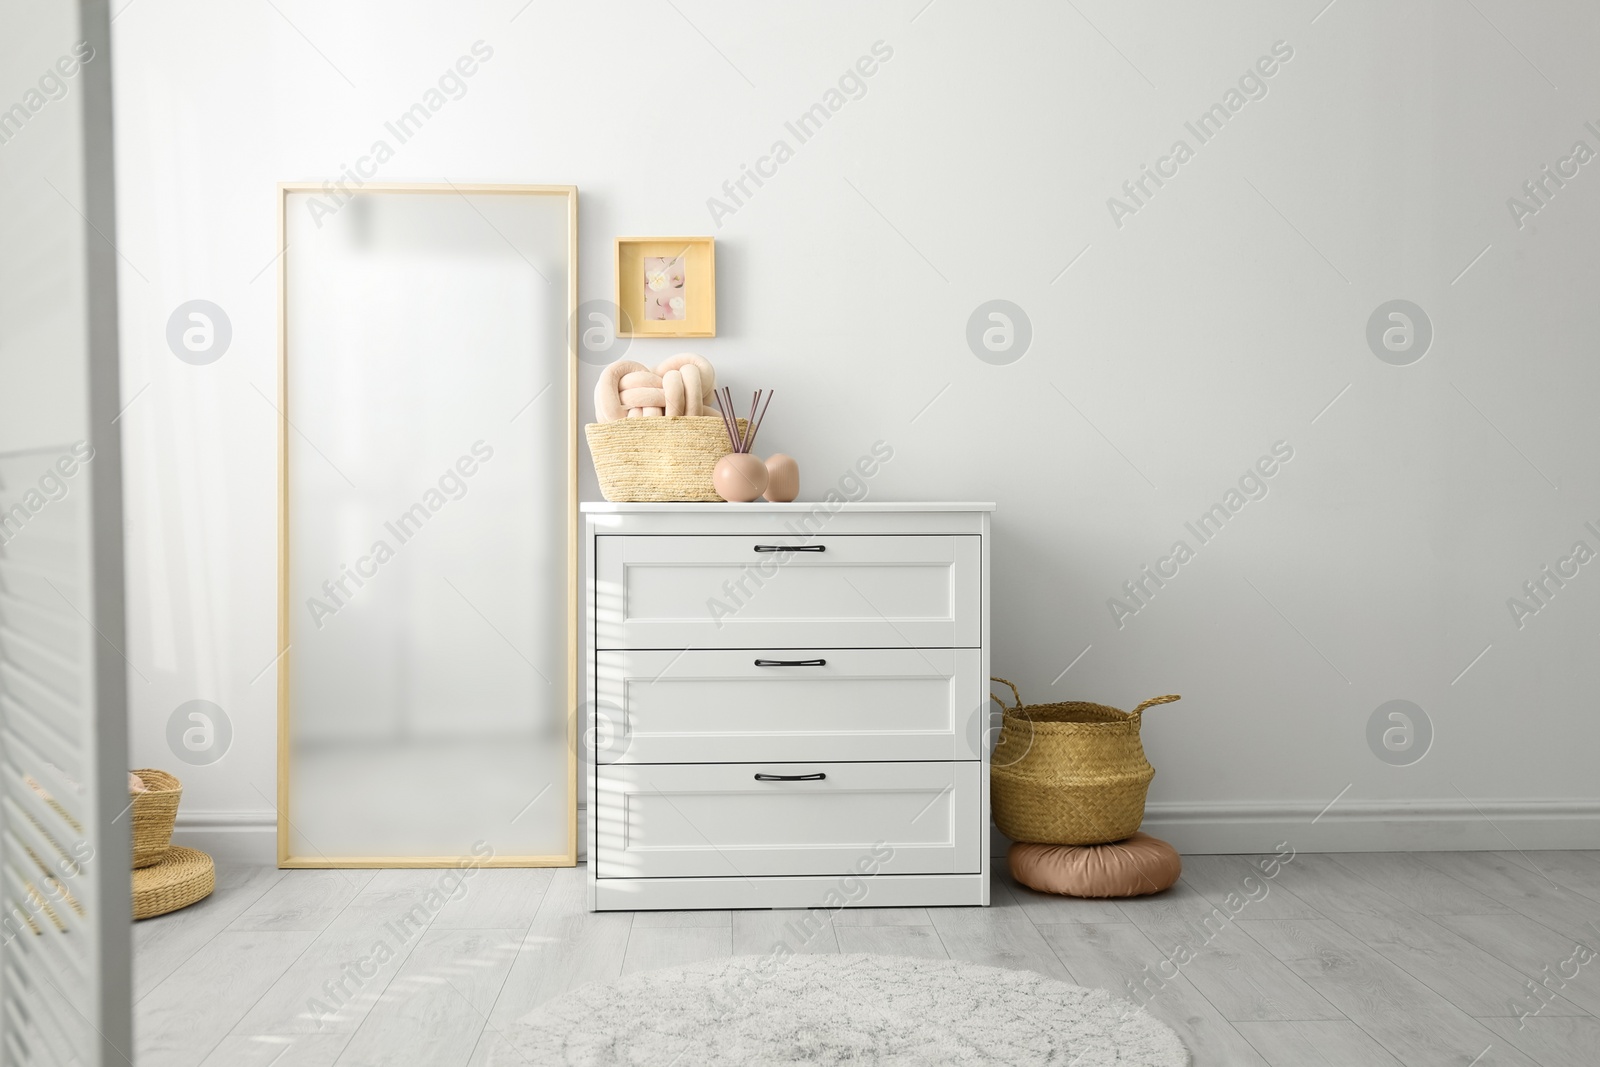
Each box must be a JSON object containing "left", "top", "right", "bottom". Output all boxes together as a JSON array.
[{"left": 277, "top": 183, "right": 577, "bottom": 867}]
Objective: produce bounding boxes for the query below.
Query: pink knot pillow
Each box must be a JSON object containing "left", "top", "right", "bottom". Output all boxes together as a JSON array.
[{"left": 1009, "top": 833, "right": 1182, "bottom": 898}]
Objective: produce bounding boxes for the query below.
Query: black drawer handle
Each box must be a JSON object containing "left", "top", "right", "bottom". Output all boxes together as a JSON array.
[
  {"left": 754, "top": 772, "right": 826, "bottom": 782},
  {"left": 754, "top": 544, "right": 825, "bottom": 553},
  {"left": 754, "top": 658, "right": 826, "bottom": 667}
]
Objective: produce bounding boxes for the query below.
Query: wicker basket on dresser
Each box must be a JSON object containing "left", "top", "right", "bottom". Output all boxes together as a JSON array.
[{"left": 582, "top": 501, "right": 994, "bottom": 911}]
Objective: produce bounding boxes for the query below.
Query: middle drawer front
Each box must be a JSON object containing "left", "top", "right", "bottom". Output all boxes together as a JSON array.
[
  {"left": 595, "top": 761, "right": 981, "bottom": 879},
  {"left": 594, "top": 648, "right": 984, "bottom": 763}
]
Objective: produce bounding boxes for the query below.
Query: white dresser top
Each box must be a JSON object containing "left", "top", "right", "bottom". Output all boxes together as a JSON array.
[{"left": 581, "top": 501, "right": 996, "bottom": 513}]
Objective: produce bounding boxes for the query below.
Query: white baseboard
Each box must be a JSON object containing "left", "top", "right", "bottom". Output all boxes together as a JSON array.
[
  {"left": 171, "top": 809, "right": 592, "bottom": 866},
  {"left": 179, "top": 799, "right": 1600, "bottom": 871},
  {"left": 172, "top": 811, "right": 277, "bottom": 865},
  {"left": 1098, "top": 799, "right": 1599, "bottom": 855}
]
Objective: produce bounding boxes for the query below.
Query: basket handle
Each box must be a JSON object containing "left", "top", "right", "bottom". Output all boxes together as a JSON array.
[
  {"left": 989, "top": 676, "right": 1022, "bottom": 712},
  {"left": 1129, "top": 694, "right": 1181, "bottom": 719}
]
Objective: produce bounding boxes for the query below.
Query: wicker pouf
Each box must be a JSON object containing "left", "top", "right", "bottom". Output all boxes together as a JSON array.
[
  {"left": 133, "top": 846, "right": 215, "bottom": 920},
  {"left": 130, "top": 768, "right": 182, "bottom": 868},
  {"left": 586, "top": 417, "right": 746, "bottom": 502}
]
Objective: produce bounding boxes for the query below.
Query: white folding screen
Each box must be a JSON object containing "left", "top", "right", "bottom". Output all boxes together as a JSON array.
[
  {"left": 278, "top": 185, "right": 577, "bottom": 867},
  {"left": 0, "top": 0, "right": 133, "bottom": 1062}
]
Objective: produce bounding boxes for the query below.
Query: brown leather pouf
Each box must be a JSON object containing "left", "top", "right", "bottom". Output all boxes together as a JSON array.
[{"left": 1009, "top": 832, "right": 1182, "bottom": 898}]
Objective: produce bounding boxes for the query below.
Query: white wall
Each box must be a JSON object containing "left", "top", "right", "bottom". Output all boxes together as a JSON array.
[{"left": 112, "top": 0, "right": 1600, "bottom": 859}]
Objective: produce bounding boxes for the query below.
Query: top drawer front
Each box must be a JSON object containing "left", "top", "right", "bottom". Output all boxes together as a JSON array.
[{"left": 596, "top": 535, "right": 980, "bottom": 650}]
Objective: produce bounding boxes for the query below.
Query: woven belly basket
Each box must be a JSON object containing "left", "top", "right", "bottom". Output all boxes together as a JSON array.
[
  {"left": 989, "top": 678, "right": 1180, "bottom": 846},
  {"left": 585, "top": 416, "right": 746, "bottom": 502}
]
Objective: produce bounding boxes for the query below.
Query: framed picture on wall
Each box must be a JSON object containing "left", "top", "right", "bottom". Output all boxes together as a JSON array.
[{"left": 615, "top": 236, "right": 715, "bottom": 337}]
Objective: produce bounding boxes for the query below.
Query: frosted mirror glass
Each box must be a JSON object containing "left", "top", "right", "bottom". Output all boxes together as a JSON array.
[{"left": 280, "top": 186, "right": 575, "bottom": 866}]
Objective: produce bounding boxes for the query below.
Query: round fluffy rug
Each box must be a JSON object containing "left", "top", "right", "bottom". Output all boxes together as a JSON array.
[{"left": 511, "top": 953, "right": 1188, "bottom": 1066}]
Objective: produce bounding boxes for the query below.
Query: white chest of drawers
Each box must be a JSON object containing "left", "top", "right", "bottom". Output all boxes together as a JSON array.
[{"left": 583, "top": 502, "right": 993, "bottom": 911}]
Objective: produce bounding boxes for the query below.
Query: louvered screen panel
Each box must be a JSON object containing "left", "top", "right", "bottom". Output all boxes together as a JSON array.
[
  {"left": 0, "top": 452, "right": 98, "bottom": 1066},
  {"left": 0, "top": 0, "right": 132, "bottom": 1063}
]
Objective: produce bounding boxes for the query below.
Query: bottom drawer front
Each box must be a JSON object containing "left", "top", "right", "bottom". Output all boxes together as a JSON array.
[{"left": 595, "top": 762, "right": 979, "bottom": 879}]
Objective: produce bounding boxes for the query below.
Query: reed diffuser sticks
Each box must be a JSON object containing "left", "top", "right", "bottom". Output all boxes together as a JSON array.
[
  {"left": 715, "top": 387, "right": 740, "bottom": 452},
  {"left": 714, "top": 388, "right": 773, "bottom": 454}
]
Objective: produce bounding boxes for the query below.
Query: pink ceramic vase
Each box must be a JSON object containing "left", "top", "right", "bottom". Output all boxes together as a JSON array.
[
  {"left": 714, "top": 453, "right": 768, "bottom": 502},
  {"left": 763, "top": 454, "right": 799, "bottom": 502}
]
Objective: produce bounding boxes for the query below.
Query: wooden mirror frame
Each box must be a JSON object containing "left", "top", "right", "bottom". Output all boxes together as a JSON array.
[{"left": 275, "top": 182, "right": 578, "bottom": 868}]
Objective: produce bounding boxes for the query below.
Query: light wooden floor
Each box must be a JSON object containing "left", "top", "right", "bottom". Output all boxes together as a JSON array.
[{"left": 134, "top": 851, "right": 1600, "bottom": 1066}]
